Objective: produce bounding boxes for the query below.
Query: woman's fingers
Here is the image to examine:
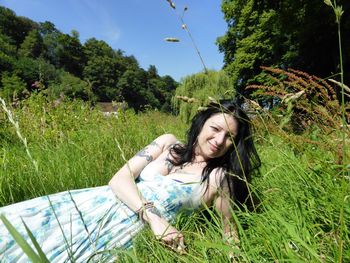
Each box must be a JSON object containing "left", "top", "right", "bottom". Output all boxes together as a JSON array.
[
  {"left": 158, "top": 231, "right": 186, "bottom": 254},
  {"left": 176, "top": 237, "right": 186, "bottom": 254},
  {"left": 159, "top": 231, "right": 182, "bottom": 243},
  {"left": 149, "top": 217, "right": 186, "bottom": 253}
]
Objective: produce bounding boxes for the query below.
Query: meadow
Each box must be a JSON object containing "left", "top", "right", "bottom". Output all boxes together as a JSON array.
[{"left": 0, "top": 94, "right": 349, "bottom": 262}]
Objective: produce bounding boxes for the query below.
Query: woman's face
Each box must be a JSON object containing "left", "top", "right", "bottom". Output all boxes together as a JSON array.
[{"left": 195, "top": 113, "right": 238, "bottom": 160}]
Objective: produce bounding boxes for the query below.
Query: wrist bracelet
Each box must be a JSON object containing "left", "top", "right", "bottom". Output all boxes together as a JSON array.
[{"left": 135, "top": 202, "right": 155, "bottom": 222}]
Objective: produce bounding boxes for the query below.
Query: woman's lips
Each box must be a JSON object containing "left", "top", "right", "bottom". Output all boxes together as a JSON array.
[{"left": 208, "top": 142, "right": 220, "bottom": 152}]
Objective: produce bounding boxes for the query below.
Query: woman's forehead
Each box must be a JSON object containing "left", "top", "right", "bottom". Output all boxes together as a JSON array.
[{"left": 206, "top": 113, "right": 238, "bottom": 132}]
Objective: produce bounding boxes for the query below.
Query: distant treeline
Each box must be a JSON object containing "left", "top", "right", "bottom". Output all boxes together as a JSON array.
[{"left": 0, "top": 6, "right": 178, "bottom": 112}]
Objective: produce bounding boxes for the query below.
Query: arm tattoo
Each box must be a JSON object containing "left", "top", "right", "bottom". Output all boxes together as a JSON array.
[
  {"left": 135, "top": 141, "right": 160, "bottom": 162},
  {"left": 150, "top": 140, "right": 160, "bottom": 148},
  {"left": 165, "top": 159, "right": 174, "bottom": 173},
  {"left": 165, "top": 151, "right": 175, "bottom": 173},
  {"left": 136, "top": 147, "right": 153, "bottom": 162}
]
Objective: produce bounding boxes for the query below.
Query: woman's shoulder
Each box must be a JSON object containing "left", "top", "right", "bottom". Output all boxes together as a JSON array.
[
  {"left": 154, "top": 133, "right": 180, "bottom": 150},
  {"left": 209, "top": 167, "right": 226, "bottom": 188},
  {"left": 211, "top": 167, "right": 225, "bottom": 178}
]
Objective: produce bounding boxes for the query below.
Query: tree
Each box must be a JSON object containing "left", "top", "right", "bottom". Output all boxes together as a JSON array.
[
  {"left": 217, "top": 0, "right": 350, "bottom": 99},
  {"left": 0, "top": 6, "right": 37, "bottom": 47},
  {"left": 18, "top": 30, "right": 44, "bottom": 58},
  {"left": 146, "top": 68, "right": 178, "bottom": 112},
  {"left": 14, "top": 57, "right": 59, "bottom": 88},
  {"left": 83, "top": 56, "right": 121, "bottom": 101},
  {"left": 39, "top": 21, "right": 62, "bottom": 67},
  {"left": 84, "top": 38, "right": 115, "bottom": 59},
  {"left": 48, "top": 71, "right": 94, "bottom": 101},
  {"left": 120, "top": 54, "right": 139, "bottom": 71},
  {"left": 0, "top": 33, "right": 16, "bottom": 74},
  {"left": 147, "top": 65, "right": 158, "bottom": 79},
  {"left": 83, "top": 39, "right": 141, "bottom": 102},
  {"left": 56, "top": 33, "right": 86, "bottom": 77},
  {"left": 174, "top": 70, "right": 233, "bottom": 122},
  {"left": 0, "top": 5, "right": 177, "bottom": 108},
  {"left": 0, "top": 73, "right": 27, "bottom": 101},
  {"left": 117, "top": 69, "right": 158, "bottom": 112}
]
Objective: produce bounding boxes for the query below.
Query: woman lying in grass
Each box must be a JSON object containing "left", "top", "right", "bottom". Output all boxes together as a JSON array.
[{"left": 0, "top": 100, "right": 260, "bottom": 262}]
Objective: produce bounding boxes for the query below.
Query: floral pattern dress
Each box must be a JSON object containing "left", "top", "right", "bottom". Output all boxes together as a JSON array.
[{"left": 0, "top": 167, "right": 202, "bottom": 262}]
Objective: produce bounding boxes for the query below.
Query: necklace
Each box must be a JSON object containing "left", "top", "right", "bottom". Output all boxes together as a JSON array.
[
  {"left": 191, "top": 160, "right": 206, "bottom": 164},
  {"left": 181, "top": 160, "right": 206, "bottom": 168},
  {"left": 191, "top": 158, "right": 207, "bottom": 163}
]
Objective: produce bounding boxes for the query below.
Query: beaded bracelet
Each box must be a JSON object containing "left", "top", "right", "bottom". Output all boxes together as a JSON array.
[{"left": 135, "top": 202, "right": 155, "bottom": 222}]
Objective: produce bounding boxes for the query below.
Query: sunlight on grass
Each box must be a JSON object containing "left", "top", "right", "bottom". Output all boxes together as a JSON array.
[{"left": 0, "top": 94, "right": 349, "bottom": 262}]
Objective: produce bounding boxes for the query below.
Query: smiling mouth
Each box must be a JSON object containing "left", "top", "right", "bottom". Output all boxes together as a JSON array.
[{"left": 208, "top": 142, "right": 220, "bottom": 152}]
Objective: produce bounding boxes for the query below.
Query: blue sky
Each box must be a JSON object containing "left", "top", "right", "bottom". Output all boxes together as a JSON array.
[{"left": 0, "top": 0, "right": 227, "bottom": 81}]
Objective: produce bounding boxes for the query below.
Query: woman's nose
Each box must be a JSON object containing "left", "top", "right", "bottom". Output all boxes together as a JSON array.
[{"left": 215, "top": 132, "right": 226, "bottom": 146}]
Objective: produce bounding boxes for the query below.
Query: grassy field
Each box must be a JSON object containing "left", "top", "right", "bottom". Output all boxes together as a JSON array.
[{"left": 0, "top": 94, "right": 349, "bottom": 262}]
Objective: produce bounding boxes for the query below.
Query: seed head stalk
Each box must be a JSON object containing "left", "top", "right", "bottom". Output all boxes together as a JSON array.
[
  {"left": 324, "top": 0, "right": 347, "bottom": 261},
  {"left": 179, "top": 16, "right": 208, "bottom": 74},
  {"left": 335, "top": 5, "right": 346, "bottom": 263},
  {"left": 0, "top": 97, "right": 38, "bottom": 172},
  {"left": 165, "top": 0, "right": 208, "bottom": 73}
]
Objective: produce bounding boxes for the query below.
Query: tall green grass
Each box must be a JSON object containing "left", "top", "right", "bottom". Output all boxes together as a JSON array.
[
  {"left": 0, "top": 94, "right": 187, "bottom": 205},
  {"left": 127, "top": 134, "right": 349, "bottom": 262},
  {"left": 0, "top": 94, "right": 349, "bottom": 262}
]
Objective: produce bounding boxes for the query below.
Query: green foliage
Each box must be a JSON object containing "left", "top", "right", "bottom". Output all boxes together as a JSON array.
[
  {"left": 0, "top": 6, "right": 37, "bottom": 46},
  {"left": 0, "top": 94, "right": 186, "bottom": 205},
  {"left": 40, "top": 22, "right": 62, "bottom": 67},
  {"left": 14, "top": 57, "right": 59, "bottom": 88},
  {"left": 0, "top": 73, "right": 27, "bottom": 101},
  {"left": 0, "top": 97, "right": 349, "bottom": 261},
  {"left": 217, "top": 0, "right": 350, "bottom": 97},
  {"left": 18, "top": 29, "right": 44, "bottom": 58},
  {"left": 56, "top": 32, "right": 86, "bottom": 77},
  {"left": 117, "top": 69, "right": 155, "bottom": 111},
  {"left": 83, "top": 55, "right": 121, "bottom": 101},
  {"left": 147, "top": 66, "right": 178, "bottom": 112},
  {"left": 160, "top": 75, "right": 178, "bottom": 113},
  {"left": 47, "top": 71, "right": 95, "bottom": 101},
  {"left": 0, "top": 7, "right": 178, "bottom": 112},
  {"left": 174, "top": 70, "right": 233, "bottom": 122},
  {"left": 83, "top": 38, "right": 115, "bottom": 59},
  {"left": 0, "top": 33, "right": 16, "bottom": 74}
]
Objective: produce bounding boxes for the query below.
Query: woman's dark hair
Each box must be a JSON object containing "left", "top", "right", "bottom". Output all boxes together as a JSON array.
[{"left": 169, "top": 99, "right": 261, "bottom": 205}]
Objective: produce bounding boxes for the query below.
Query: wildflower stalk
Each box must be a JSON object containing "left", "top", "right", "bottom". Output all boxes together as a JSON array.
[
  {"left": 324, "top": 1, "right": 346, "bottom": 262},
  {"left": 0, "top": 97, "right": 38, "bottom": 172},
  {"left": 165, "top": 0, "right": 208, "bottom": 73},
  {"left": 178, "top": 15, "right": 208, "bottom": 73}
]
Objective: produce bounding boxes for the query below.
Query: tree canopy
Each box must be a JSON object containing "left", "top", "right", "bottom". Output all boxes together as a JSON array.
[
  {"left": 217, "top": 0, "right": 350, "bottom": 99},
  {"left": 0, "top": 6, "right": 178, "bottom": 112},
  {"left": 174, "top": 70, "right": 233, "bottom": 123}
]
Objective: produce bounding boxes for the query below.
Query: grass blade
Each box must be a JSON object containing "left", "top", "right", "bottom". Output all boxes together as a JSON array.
[
  {"left": 21, "top": 218, "right": 50, "bottom": 263},
  {"left": 0, "top": 214, "right": 42, "bottom": 262}
]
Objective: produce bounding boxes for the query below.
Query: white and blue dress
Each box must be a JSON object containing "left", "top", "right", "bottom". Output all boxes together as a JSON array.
[{"left": 0, "top": 167, "right": 202, "bottom": 262}]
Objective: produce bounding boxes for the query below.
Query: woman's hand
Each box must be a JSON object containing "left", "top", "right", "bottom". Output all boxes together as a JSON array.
[
  {"left": 144, "top": 210, "right": 186, "bottom": 254},
  {"left": 224, "top": 230, "right": 240, "bottom": 262}
]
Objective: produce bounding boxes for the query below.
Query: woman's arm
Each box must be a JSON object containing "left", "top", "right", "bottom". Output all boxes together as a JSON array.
[
  {"left": 109, "top": 133, "right": 176, "bottom": 211},
  {"left": 206, "top": 170, "right": 240, "bottom": 244},
  {"left": 215, "top": 193, "right": 239, "bottom": 244},
  {"left": 109, "top": 134, "right": 185, "bottom": 251}
]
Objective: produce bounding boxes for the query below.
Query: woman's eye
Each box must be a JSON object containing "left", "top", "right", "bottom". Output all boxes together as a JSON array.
[
  {"left": 225, "top": 133, "right": 233, "bottom": 138},
  {"left": 211, "top": 126, "right": 219, "bottom": 131}
]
